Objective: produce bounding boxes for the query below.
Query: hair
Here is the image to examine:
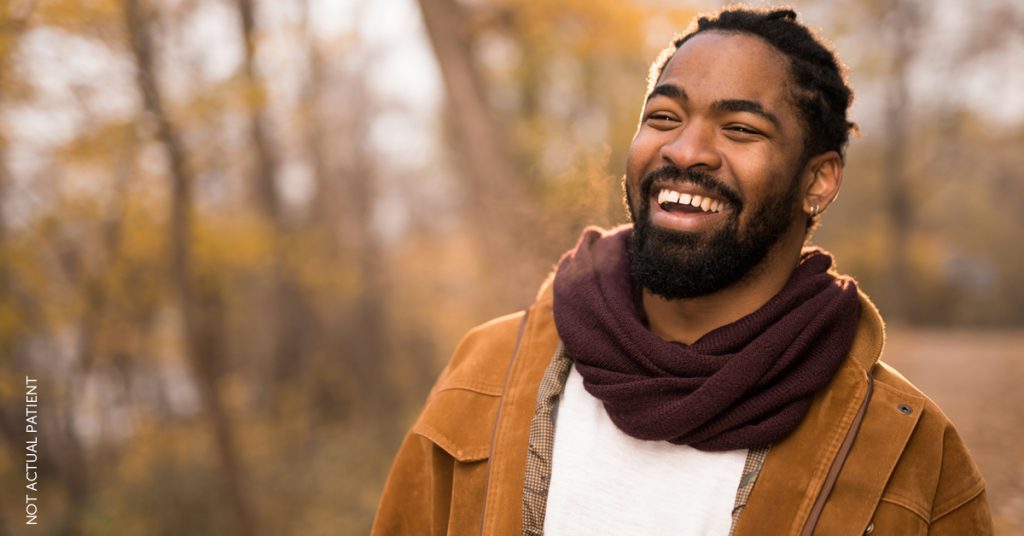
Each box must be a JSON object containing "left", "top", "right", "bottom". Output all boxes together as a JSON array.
[{"left": 648, "top": 6, "right": 857, "bottom": 162}]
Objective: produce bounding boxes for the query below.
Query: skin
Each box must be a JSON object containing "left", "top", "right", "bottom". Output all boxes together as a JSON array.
[{"left": 624, "top": 31, "right": 844, "bottom": 344}]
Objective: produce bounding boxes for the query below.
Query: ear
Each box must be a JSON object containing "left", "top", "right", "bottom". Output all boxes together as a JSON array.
[{"left": 800, "top": 151, "right": 843, "bottom": 217}]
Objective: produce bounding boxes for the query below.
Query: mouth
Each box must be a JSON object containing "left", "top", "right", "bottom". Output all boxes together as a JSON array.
[
  {"left": 656, "top": 188, "right": 728, "bottom": 214},
  {"left": 648, "top": 185, "right": 733, "bottom": 232}
]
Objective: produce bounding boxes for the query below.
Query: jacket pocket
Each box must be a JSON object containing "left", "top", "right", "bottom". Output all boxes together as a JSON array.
[
  {"left": 412, "top": 384, "right": 501, "bottom": 463},
  {"left": 865, "top": 498, "right": 928, "bottom": 535},
  {"left": 411, "top": 385, "right": 500, "bottom": 534}
]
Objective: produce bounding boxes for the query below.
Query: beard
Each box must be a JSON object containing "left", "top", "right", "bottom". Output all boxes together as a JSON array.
[{"left": 626, "top": 165, "right": 802, "bottom": 300}]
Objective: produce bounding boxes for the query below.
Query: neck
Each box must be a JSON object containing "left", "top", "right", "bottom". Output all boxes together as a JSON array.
[{"left": 642, "top": 233, "right": 806, "bottom": 345}]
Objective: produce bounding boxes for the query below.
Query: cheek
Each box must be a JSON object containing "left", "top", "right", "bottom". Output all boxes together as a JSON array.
[
  {"left": 625, "top": 135, "right": 654, "bottom": 189},
  {"left": 726, "top": 148, "right": 793, "bottom": 198}
]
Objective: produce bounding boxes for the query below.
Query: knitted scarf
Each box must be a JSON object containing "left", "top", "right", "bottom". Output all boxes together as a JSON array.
[{"left": 552, "top": 226, "right": 861, "bottom": 451}]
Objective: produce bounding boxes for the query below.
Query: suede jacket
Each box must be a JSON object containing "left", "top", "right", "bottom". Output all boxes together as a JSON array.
[{"left": 373, "top": 282, "right": 992, "bottom": 535}]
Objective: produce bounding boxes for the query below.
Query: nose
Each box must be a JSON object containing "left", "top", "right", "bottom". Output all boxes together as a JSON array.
[{"left": 660, "top": 119, "right": 722, "bottom": 171}]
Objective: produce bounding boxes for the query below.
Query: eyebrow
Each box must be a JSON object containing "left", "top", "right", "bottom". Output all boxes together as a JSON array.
[
  {"left": 645, "top": 83, "right": 781, "bottom": 130},
  {"left": 712, "top": 99, "right": 781, "bottom": 130},
  {"left": 646, "top": 83, "right": 686, "bottom": 103}
]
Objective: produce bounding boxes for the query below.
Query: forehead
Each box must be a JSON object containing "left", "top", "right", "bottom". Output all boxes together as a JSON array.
[{"left": 655, "top": 31, "right": 795, "bottom": 115}]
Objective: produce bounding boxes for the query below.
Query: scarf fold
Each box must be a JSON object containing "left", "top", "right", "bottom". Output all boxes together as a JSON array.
[{"left": 552, "top": 226, "right": 861, "bottom": 451}]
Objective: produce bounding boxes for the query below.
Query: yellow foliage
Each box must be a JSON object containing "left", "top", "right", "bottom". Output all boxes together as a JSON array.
[
  {"left": 35, "top": 0, "right": 122, "bottom": 34},
  {"left": 192, "top": 210, "right": 276, "bottom": 275},
  {"left": 491, "top": 0, "right": 695, "bottom": 57},
  {"left": 57, "top": 121, "right": 136, "bottom": 165}
]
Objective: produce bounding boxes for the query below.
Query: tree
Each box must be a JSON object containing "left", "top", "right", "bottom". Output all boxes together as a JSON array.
[{"left": 122, "top": 0, "right": 257, "bottom": 533}]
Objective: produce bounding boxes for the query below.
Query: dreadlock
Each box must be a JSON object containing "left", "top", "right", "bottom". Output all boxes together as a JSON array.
[{"left": 649, "top": 7, "right": 857, "bottom": 162}]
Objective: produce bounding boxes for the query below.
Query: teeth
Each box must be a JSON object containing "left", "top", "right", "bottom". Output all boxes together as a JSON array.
[
  {"left": 657, "top": 189, "right": 681, "bottom": 204},
  {"left": 656, "top": 189, "right": 725, "bottom": 214}
]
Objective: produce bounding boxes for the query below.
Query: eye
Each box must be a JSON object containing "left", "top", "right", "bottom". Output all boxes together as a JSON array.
[
  {"left": 724, "top": 124, "right": 764, "bottom": 138},
  {"left": 644, "top": 112, "right": 680, "bottom": 129}
]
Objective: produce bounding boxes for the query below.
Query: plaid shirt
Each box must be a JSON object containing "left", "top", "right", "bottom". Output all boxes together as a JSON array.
[{"left": 522, "top": 343, "right": 770, "bottom": 536}]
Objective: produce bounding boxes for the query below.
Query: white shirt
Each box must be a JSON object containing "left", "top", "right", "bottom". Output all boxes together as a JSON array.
[{"left": 544, "top": 367, "right": 748, "bottom": 536}]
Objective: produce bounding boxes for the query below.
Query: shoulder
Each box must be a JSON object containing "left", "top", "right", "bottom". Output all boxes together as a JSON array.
[
  {"left": 414, "top": 278, "right": 558, "bottom": 456},
  {"left": 868, "top": 360, "right": 970, "bottom": 457},
  {"left": 849, "top": 291, "right": 986, "bottom": 515},
  {"left": 406, "top": 312, "right": 527, "bottom": 464},
  {"left": 870, "top": 359, "right": 988, "bottom": 524},
  {"left": 433, "top": 275, "right": 558, "bottom": 395},
  {"left": 373, "top": 311, "right": 537, "bottom": 534},
  {"left": 435, "top": 311, "right": 530, "bottom": 395}
]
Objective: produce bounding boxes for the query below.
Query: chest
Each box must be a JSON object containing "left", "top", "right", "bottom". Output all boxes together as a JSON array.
[{"left": 544, "top": 368, "right": 748, "bottom": 535}]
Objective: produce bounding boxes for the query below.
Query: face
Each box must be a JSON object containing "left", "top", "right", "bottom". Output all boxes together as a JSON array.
[{"left": 625, "top": 31, "right": 811, "bottom": 299}]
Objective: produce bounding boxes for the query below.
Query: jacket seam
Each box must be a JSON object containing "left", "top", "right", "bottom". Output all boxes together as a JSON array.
[
  {"left": 480, "top": 307, "right": 533, "bottom": 535},
  {"left": 880, "top": 482, "right": 986, "bottom": 526},
  {"left": 791, "top": 402, "right": 845, "bottom": 533},
  {"left": 434, "top": 381, "right": 504, "bottom": 397},
  {"left": 413, "top": 421, "right": 490, "bottom": 462},
  {"left": 799, "top": 369, "right": 874, "bottom": 536},
  {"left": 931, "top": 480, "right": 986, "bottom": 521},
  {"left": 879, "top": 495, "right": 930, "bottom": 523},
  {"left": 788, "top": 364, "right": 867, "bottom": 535}
]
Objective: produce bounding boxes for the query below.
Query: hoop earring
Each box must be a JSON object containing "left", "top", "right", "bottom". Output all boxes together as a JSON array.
[{"left": 809, "top": 203, "right": 820, "bottom": 217}]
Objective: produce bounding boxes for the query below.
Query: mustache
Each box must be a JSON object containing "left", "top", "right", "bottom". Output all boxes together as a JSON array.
[{"left": 640, "top": 166, "right": 743, "bottom": 208}]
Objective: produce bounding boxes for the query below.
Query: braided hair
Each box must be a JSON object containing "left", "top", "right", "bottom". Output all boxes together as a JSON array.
[{"left": 649, "top": 7, "right": 857, "bottom": 161}]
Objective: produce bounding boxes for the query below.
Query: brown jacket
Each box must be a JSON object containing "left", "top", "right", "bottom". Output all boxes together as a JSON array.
[{"left": 373, "top": 282, "right": 992, "bottom": 535}]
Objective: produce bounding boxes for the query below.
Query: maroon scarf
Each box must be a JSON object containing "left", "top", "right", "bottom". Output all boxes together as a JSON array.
[{"left": 552, "top": 226, "right": 861, "bottom": 451}]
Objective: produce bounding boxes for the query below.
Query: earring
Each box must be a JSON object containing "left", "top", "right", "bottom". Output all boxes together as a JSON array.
[{"left": 808, "top": 203, "right": 820, "bottom": 217}]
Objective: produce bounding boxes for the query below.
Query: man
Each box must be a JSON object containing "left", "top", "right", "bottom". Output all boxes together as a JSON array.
[{"left": 374, "top": 7, "right": 992, "bottom": 535}]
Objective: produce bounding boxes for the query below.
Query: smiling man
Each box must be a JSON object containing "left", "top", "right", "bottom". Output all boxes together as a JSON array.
[{"left": 373, "top": 7, "right": 992, "bottom": 535}]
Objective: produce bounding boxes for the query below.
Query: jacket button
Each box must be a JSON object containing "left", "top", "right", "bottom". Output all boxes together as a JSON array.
[
  {"left": 898, "top": 403, "right": 913, "bottom": 415},
  {"left": 864, "top": 521, "right": 875, "bottom": 534}
]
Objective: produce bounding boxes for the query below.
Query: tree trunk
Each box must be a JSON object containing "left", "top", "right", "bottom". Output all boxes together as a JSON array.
[
  {"left": 416, "top": 0, "right": 544, "bottom": 307},
  {"left": 233, "top": 0, "right": 323, "bottom": 405},
  {"left": 883, "top": 0, "right": 918, "bottom": 323},
  {"left": 336, "top": 57, "right": 392, "bottom": 417},
  {"left": 298, "top": 0, "right": 333, "bottom": 230},
  {"left": 122, "top": 1, "right": 257, "bottom": 533},
  {"left": 233, "top": 0, "right": 281, "bottom": 222}
]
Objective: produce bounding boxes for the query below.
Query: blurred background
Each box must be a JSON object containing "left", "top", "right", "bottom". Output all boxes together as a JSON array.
[{"left": 0, "top": 0, "right": 1021, "bottom": 533}]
